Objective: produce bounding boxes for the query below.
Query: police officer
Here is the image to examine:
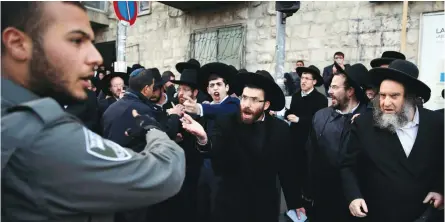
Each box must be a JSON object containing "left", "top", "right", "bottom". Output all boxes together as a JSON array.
[{"left": 1, "top": 2, "right": 185, "bottom": 221}]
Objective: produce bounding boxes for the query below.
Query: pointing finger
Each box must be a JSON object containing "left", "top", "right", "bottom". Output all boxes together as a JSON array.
[
  {"left": 423, "top": 193, "right": 433, "bottom": 203},
  {"left": 182, "top": 113, "right": 194, "bottom": 123},
  {"left": 183, "top": 95, "right": 193, "bottom": 102}
]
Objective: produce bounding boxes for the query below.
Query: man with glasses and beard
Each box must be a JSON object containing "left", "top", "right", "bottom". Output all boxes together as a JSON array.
[
  {"left": 1, "top": 2, "right": 185, "bottom": 221},
  {"left": 341, "top": 60, "right": 444, "bottom": 222},
  {"left": 179, "top": 71, "right": 306, "bottom": 222},
  {"left": 305, "top": 62, "right": 370, "bottom": 222}
]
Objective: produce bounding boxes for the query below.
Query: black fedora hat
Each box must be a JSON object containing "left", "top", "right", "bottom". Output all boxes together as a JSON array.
[
  {"left": 101, "top": 72, "right": 126, "bottom": 96},
  {"left": 370, "top": 51, "right": 406, "bottom": 68},
  {"left": 369, "top": 59, "right": 431, "bottom": 102},
  {"left": 198, "top": 62, "right": 236, "bottom": 91},
  {"left": 176, "top": 59, "right": 201, "bottom": 73},
  {"left": 170, "top": 68, "right": 199, "bottom": 89},
  {"left": 148, "top": 68, "right": 168, "bottom": 88},
  {"left": 334, "top": 62, "right": 369, "bottom": 103},
  {"left": 235, "top": 70, "right": 285, "bottom": 111},
  {"left": 296, "top": 65, "right": 324, "bottom": 87}
]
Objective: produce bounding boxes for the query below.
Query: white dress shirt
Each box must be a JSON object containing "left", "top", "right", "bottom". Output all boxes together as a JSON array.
[
  {"left": 396, "top": 107, "right": 419, "bottom": 157},
  {"left": 301, "top": 88, "right": 314, "bottom": 97}
]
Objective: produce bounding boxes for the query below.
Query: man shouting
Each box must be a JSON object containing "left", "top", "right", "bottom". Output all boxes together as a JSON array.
[{"left": 180, "top": 70, "right": 306, "bottom": 222}]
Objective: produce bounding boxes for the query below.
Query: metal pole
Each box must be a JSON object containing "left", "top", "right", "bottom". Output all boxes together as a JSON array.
[
  {"left": 115, "top": 20, "right": 129, "bottom": 72},
  {"left": 275, "top": 12, "right": 286, "bottom": 81},
  {"left": 400, "top": 0, "right": 409, "bottom": 53},
  {"left": 275, "top": 13, "right": 287, "bottom": 218}
]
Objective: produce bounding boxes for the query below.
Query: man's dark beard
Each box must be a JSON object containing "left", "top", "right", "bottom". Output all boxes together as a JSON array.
[
  {"left": 151, "top": 94, "right": 161, "bottom": 103},
  {"left": 239, "top": 105, "right": 264, "bottom": 124},
  {"left": 27, "top": 37, "right": 80, "bottom": 106},
  {"left": 372, "top": 97, "right": 414, "bottom": 133},
  {"left": 331, "top": 94, "right": 349, "bottom": 111}
]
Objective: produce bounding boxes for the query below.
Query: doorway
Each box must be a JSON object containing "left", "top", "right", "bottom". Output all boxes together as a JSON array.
[{"left": 95, "top": 41, "right": 116, "bottom": 71}]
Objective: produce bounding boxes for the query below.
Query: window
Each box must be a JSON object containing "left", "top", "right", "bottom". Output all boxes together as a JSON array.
[
  {"left": 189, "top": 25, "right": 246, "bottom": 69},
  {"left": 138, "top": 1, "right": 152, "bottom": 16},
  {"left": 82, "top": 1, "right": 108, "bottom": 12}
]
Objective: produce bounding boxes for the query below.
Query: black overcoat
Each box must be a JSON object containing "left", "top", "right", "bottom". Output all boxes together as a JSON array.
[
  {"left": 341, "top": 107, "right": 444, "bottom": 222},
  {"left": 209, "top": 113, "right": 303, "bottom": 222}
]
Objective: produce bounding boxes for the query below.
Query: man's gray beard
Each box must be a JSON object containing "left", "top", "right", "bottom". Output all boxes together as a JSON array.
[{"left": 372, "top": 97, "right": 414, "bottom": 133}]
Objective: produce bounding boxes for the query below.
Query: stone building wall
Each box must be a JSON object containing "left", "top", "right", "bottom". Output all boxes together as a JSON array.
[{"left": 95, "top": 1, "right": 444, "bottom": 78}]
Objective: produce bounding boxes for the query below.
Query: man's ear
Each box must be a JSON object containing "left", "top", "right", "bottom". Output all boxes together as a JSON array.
[
  {"left": 193, "top": 89, "right": 199, "bottom": 98},
  {"left": 2, "top": 27, "right": 32, "bottom": 61},
  {"left": 347, "top": 87, "right": 355, "bottom": 98},
  {"left": 225, "top": 84, "right": 230, "bottom": 93},
  {"left": 263, "top": 101, "right": 271, "bottom": 111}
]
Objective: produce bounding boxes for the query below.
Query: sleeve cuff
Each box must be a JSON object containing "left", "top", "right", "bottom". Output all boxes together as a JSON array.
[{"left": 199, "top": 104, "right": 204, "bottom": 117}]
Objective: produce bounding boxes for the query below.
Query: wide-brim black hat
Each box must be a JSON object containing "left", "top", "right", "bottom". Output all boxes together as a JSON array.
[
  {"left": 176, "top": 59, "right": 201, "bottom": 73},
  {"left": 198, "top": 62, "right": 236, "bottom": 91},
  {"left": 235, "top": 71, "right": 285, "bottom": 111},
  {"left": 370, "top": 51, "right": 406, "bottom": 68},
  {"left": 369, "top": 59, "right": 431, "bottom": 102},
  {"left": 147, "top": 67, "right": 168, "bottom": 88},
  {"left": 334, "top": 62, "right": 368, "bottom": 103},
  {"left": 170, "top": 68, "right": 199, "bottom": 89},
  {"left": 296, "top": 65, "right": 324, "bottom": 87},
  {"left": 101, "top": 72, "right": 126, "bottom": 96}
]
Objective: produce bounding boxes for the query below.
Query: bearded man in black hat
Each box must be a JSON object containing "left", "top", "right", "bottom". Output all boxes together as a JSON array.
[
  {"left": 341, "top": 60, "right": 444, "bottom": 222},
  {"left": 149, "top": 67, "right": 184, "bottom": 140},
  {"left": 304, "top": 62, "right": 370, "bottom": 222},
  {"left": 97, "top": 72, "right": 126, "bottom": 117},
  {"left": 180, "top": 71, "right": 306, "bottom": 222},
  {"left": 164, "top": 66, "right": 206, "bottom": 222},
  {"left": 176, "top": 58, "right": 212, "bottom": 103}
]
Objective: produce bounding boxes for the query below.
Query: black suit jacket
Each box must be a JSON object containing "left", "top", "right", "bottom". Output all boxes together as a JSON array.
[
  {"left": 207, "top": 113, "right": 303, "bottom": 222},
  {"left": 341, "top": 107, "right": 444, "bottom": 222},
  {"left": 65, "top": 90, "right": 101, "bottom": 135}
]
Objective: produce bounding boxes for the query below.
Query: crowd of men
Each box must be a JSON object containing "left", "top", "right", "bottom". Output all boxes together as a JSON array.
[{"left": 1, "top": 2, "right": 444, "bottom": 222}]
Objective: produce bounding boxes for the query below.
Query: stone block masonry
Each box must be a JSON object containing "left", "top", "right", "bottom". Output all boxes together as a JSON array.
[{"left": 94, "top": 1, "right": 444, "bottom": 79}]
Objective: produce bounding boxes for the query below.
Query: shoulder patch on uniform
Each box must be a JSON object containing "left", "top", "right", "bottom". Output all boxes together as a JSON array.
[{"left": 83, "top": 128, "right": 132, "bottom": 161}]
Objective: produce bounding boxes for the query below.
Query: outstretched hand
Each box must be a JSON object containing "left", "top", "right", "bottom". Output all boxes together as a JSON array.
[
  {"left": 181, "top": 113, "right": 207, "bottom": 143},
  {"left": 125, "top": 110, "right": 163, "bottom": 138}
]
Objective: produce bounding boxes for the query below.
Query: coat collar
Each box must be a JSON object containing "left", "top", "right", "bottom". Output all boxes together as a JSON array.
[{"left": 1, "top": 78, "right": 40, "bottom": 107}]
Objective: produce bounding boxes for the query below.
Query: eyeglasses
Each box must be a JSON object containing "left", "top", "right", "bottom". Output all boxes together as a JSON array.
[
  {"left": 329, "top": 85, "right": 346, "bottom": 90},
  {"left": 240, "top": 95, "right": 265, "bottom": 104}
]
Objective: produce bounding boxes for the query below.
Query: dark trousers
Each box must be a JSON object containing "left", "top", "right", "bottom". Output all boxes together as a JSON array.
[
  {"left": 140, "top": 166, "right": 201, "bottom": 222},
  {"left": 197, "top": 159, "right": 221, "bottom": 222}
]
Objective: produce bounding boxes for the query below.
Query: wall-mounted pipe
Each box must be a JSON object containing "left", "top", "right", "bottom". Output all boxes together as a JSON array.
[{"left": 400, "top": 0, "right": 409, "bottom": 53}]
